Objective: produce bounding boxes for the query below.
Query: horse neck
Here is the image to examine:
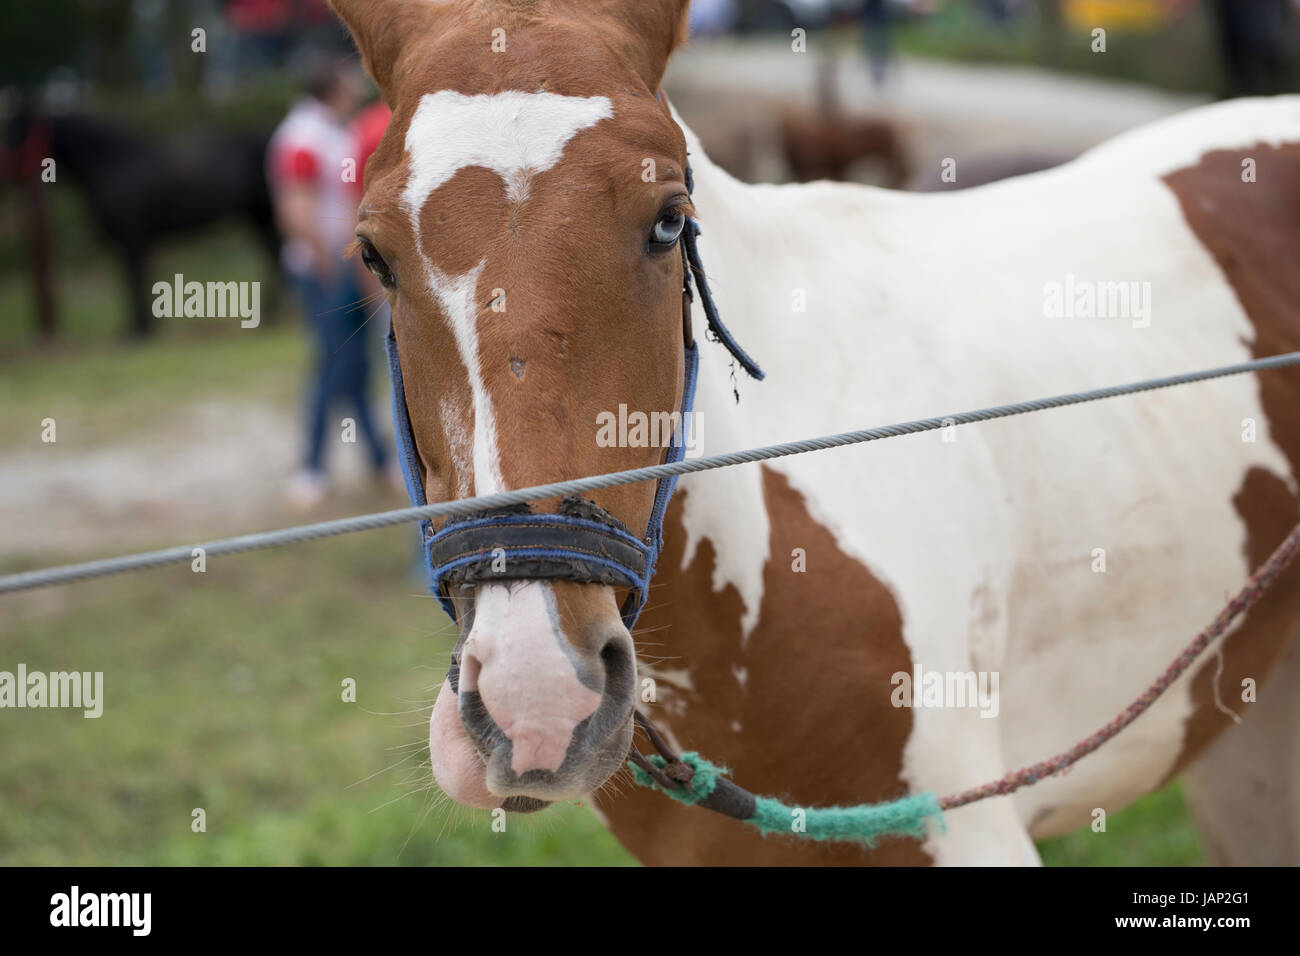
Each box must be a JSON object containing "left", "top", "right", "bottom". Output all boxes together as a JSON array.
[{"left": 676, "top": 111, "right": 900, "bottom": 445}]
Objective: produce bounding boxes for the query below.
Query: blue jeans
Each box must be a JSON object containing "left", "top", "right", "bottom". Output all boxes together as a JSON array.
[{"left": 292, "top": 270, "right": 390, "bottom": 475}]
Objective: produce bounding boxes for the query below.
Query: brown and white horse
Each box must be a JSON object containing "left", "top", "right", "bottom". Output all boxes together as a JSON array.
[{"left": 330, "top": 0, "right": 1300, "bottom": 865}]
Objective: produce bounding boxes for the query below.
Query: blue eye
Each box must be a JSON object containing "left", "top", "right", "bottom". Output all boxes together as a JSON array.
[{"left": 650, "top": 207, "right": 686, "bottom": 250}]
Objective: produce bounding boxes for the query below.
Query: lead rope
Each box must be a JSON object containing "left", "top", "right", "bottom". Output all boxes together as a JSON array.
[{"left": 629, "top": 519, "right": 1300, "bottom": 846}]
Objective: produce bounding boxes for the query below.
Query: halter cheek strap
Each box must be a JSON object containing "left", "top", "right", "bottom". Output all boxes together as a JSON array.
[{"left": 386, "top": 160, "right": 762, "bottom": 630}]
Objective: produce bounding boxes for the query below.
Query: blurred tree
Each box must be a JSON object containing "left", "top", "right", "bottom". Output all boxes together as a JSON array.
[
  {"left": 0, "top": 0, "right": 83, "bottom": 88},
  {"left": 166, "top": 0, "right": 207, "bottom": 98},
  {"left": 0, "top": 0, "right": 81, "bottom": 342},
  {"left": 81, "top": 0, "right": 137, "bottom": 91},
  {"left": 1036, "top": 0, "right": 1064, "bottom": 67}
]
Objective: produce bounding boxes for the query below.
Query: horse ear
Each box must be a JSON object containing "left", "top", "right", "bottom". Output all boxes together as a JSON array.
[
  {"left": 601, "top": 0, "right": 691, "bottom": 90},
  {"left": 328, "top": 0, "right": 436, "bottom": 94}
]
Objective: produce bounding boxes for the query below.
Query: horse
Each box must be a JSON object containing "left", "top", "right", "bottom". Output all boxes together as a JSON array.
[
  {"left": 328, "top": 0, "right": 1300, "bottom": 865},
  {"left": 4, "top": 108, "right": 280, "bottom": 337},
  {"left": 780, "top": 56, "right": 909, "bottom": 187}
]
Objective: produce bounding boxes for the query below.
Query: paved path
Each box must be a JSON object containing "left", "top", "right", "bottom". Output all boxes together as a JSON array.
[{"left": 666, "top": 39, "right": 1207, "bottom": 180}]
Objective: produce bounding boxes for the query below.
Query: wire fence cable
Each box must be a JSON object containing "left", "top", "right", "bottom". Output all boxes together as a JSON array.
[{"left": 4, "top": 349, "right": 1300, "bottom": 596}]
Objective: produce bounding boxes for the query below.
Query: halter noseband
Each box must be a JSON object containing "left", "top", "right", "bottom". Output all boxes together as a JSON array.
[{"left": 385, "top": 161, "right": 763, "bottom": 628}]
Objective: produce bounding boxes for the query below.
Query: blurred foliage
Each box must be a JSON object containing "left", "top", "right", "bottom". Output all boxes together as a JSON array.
[
  {"left": 0, "top": 0, "right": 84, "bottom": 88},
  {"left": 92, "top": 76, "right": 298, "bottom": 134},
  {"left": 896, "top": 0, "right": 1225, "bottom": 94}
]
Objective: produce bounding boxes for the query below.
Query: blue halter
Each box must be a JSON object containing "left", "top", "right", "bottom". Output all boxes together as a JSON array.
[{"left": 385, "top": 163, "right": 763, "bottom": 629}]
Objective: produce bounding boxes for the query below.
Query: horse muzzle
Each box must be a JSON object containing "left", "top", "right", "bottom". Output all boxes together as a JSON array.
[{"left": 430, "top": 577, "right": 636, "bottom": 810}]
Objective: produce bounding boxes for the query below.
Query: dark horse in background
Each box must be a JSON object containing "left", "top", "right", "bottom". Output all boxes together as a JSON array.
[{"left": 5, "top": 108, "right": 280, "bottom": 337}]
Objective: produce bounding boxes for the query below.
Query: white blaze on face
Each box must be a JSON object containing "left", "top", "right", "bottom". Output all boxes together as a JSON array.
[
  {"left": 426, "top": 258, "right": 502, "bottom": 492},
  {"left": 460, "top": 582, "right": 603, "bottom": 776},
  {"left": 401, "top": 90, "right": 613, "bottom": 496},
  {"left": 402, "top": 90, "right": 612, "bottom": 210},
  {"left": 438, "top": 393, "right": 474, "bottom": 499}
]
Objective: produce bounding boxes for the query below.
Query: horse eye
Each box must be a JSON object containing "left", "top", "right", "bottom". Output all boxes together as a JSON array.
[
  {"left": 650, "top": 207, "right": 686, "bottom": 251},
  {"left": 359, "top": 240, "right": 395, "bottom": 287}
]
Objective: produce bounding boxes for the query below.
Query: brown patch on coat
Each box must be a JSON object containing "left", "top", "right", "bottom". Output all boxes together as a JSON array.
[
  {"left": 1161, "top": 142, "right": 1300, "bottom": 778},
  {"left": 596, "top": 467, "right": 932, "bottom": 865}
]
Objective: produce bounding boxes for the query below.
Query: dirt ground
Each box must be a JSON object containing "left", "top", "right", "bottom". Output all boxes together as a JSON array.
[{"left": 2, "top": 394, "right": 392, "bottom": 562}]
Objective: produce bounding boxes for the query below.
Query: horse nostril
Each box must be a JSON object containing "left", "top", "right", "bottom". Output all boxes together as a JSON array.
[
  {"left": 600, "top": 636, "right": 631, "bottom": 670},
  {"left": 598, "top": 633, "right": 636, "bottom": 697}
]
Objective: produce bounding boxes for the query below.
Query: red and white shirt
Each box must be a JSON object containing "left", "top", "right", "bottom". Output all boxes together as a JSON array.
[
  {"left": 267, "top": 97, "right": 358, "bottom": 276},
  {"left": 350, "top": 101, "right": 392, "bottom": 198}
]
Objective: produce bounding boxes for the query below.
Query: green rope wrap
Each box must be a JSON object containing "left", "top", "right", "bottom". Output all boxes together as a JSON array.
[
  {"left": 750, "top": 793, "right": 944, "bottom": 844},
  {"left": 628, "top": 752, "right": 729, "bottom": 805},
  {"left": 629, "top": 752, "right": 945, "bottom": 846}
]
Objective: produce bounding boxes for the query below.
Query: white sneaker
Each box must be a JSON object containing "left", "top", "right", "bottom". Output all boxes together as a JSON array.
[{"left": 285, "top": 470, "right": 328, "bottom": 512}]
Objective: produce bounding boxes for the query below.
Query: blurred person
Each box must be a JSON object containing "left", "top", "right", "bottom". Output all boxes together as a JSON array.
[
  {"left": 860, "top": 0, "right": 894, "bottom": 88},
  {"left": 350, "top": 97, "right": 391, "bottom": 201},
  {"left": 268, "top": 57, "right": 392, "bottom": 510},
  {"left": 976, "top": 0, "right": 1027, "bottom": 27},
  {"left": 227, "top": 0, "right": 294, "bottom": 73},
  {"left": 348, "top": 96, "right": 406, "bottom": 501},
  {"left": 1213, "top": 0, "right": 1298, "bottom": 98},
  {"left": 350, "top": 95, "right": 428, "bottom": 581},
  {"left": 349, "top": 97, "right": 392, "bottom": 301}
]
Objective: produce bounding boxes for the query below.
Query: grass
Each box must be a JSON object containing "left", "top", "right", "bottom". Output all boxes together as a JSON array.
[
  {"left": 1038, "top": 784, "right": 1204, "bottom": 866},
  {"left": 0, "top": 530, "right": 636, "bottom": 867},
  {"left": 0, "top": 321, "right": 303, "bottom": 447},
  {"left": 892, "top": 0, "right": 1225, "bottom": 95}
]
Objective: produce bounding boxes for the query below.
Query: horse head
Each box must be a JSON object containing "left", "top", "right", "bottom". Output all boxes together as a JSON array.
[{"left": 330, "top": 0, "right": 696, "bottom": 811}]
